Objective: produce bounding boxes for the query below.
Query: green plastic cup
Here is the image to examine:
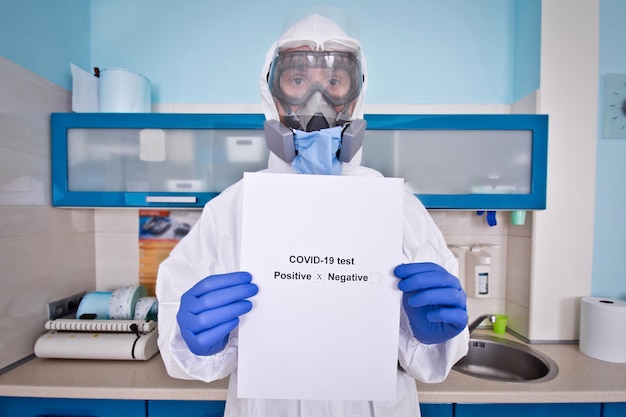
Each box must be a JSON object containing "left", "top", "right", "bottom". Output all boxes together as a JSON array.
[
  {"left": 511, "top": 210, "right": 526, "bottom": 225},
  {"left": 493, "top": 314, "right": 508, "bottom": 334}
]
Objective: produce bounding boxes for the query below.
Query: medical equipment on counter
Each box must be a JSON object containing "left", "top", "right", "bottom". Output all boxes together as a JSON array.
[{"left": 34, "top": 319, "right": 159, "bottom": 360}]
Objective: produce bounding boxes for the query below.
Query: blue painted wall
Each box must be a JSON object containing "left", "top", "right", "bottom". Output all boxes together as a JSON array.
[
  {"left": 592, "top": 0, "right": 626, "bottom": 299},
  {"left": 0, "top": 0, "right": 90, "bottom": 91},
  {"left": 1, "top": 1, "right": 534, "bottom": 104},
  {"left": 88, "top": 0, "right": 519, "bottom": 104},
  {"left": 0, "top": 0, "right": 545, "bottom": 103},
  {"left": 513, "top": 0, "right": 541, "bottom": 102},
  {"left": 92, "top": 0, "right": 516, "bottom": 103}
]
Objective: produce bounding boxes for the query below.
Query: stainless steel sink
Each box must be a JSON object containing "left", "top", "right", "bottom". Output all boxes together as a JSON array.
[{"left": 453, "top": 335, "right": 558, "bottom": 383}]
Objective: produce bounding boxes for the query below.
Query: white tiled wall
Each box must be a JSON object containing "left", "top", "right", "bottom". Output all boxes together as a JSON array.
[
  {"left": 505, "top": 212, "right": 533, "bottom": 338},
  {"left": 94, "top": 209, "right": 143, "bottom": 290},
  {"left": 0, "top": 57, "right": 96, "bottom": 370}
]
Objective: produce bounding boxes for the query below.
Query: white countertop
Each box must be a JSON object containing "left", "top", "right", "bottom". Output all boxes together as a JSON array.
[{"left": 1, "top": 331, "right": 626, "bottom": 403}]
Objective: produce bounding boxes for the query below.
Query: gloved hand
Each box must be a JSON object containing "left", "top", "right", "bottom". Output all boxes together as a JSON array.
[
  {"left": 394, "top": 262, "right": 468, "bottom": 345},
  {"left": 177, "top": 271, "right": 258, "bottom": 356}
]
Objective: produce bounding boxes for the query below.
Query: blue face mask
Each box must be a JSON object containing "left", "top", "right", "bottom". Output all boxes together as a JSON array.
[{"left": 291, "top": 126, "right": 343, "bottom": 175}]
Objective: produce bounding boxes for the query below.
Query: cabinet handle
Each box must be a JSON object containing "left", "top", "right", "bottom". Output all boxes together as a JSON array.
[
  {"left": 36, "top": 415, "right": 95, "bottom": 417},
  {"left": 145, "top": 196, "right": 197, "bottom": 203}
]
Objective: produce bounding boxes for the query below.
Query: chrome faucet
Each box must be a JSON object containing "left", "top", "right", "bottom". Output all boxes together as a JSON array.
[{"left": 468, "top": 314, "right": 497, "bottom": 334}]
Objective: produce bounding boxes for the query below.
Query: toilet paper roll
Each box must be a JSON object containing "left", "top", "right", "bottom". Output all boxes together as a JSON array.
[
  {"left": 579, "top": 296, "right": 626, "bottom": 363},
  {"left": 108, "top": 285, "right": 148, "bottom": 320},
  {"left": 76, "top": 291, "right": 113, "bottom": 319},
  {"left": 99, "top": 68, "right": 151, "bottom": 113}
]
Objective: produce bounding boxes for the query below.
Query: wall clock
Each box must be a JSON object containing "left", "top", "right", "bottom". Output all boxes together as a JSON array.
[{"left": 603, "top": 73, "right": 626, "bottom": 139}]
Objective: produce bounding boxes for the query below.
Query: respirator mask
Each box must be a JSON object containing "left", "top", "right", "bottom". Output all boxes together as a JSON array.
[
  {"left": 268, "top": 50, "right": 362, "bottom": 132},
  {"left": 265, "top": 50, "right": 366, "bottom": 172}
]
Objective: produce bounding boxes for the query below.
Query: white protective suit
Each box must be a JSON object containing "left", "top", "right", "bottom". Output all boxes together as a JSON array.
[{"left": 157, "top": 12, "right": 469, "bottom": 417}]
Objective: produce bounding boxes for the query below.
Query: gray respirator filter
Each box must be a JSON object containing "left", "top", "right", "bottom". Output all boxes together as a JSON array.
[{"left": 264, "top": 118, "right": 366, "bottom": 163}]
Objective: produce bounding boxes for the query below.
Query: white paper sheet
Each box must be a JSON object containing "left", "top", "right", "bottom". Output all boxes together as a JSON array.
[{"left": 238, "top": 172, "right": 404, "bottom": 401}]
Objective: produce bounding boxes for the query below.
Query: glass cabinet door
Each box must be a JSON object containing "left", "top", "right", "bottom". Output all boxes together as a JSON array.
[
  {"left": 52, "top": 113, "right": 269, "bottom": 207},
  {"left": 362, "top": 114, "right": 547, "bottom": 210},
  {"left": 362, "top": 129, "right": 532, "bottom": 195},
  {"left": 66, "top": 128, "right": 268, "bottom": 194}
]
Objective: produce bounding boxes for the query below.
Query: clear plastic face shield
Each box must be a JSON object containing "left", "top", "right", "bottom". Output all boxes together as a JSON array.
[{"left": 268, "top": 10, "right": 363, "bottom": 132}]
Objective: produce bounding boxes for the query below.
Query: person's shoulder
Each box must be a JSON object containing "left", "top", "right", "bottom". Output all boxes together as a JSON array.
[{"left": 200, "top": 180, "right": 245, "bottom": 213}]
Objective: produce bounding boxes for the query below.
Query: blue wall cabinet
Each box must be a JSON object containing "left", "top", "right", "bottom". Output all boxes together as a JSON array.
[
  {"left": 0, "top": 397, "right": 145, "bottom": 417},
  {"left": 1, "top": 397, "right": 621, "bottom": 417},
  {"left": 148, "top": 400, "right": 226, "bottom": 417},
  {"left": 51, "top": 113, "right": 268, "bottom": 208},
  {"left": 455, "top": 403, "right": 601, "bottom": 417},
  {"left": 420, "top": 402, "right": 453, "bottom": 417},
  {"left": 603, "top": 402, "right": 626, "bottom": 417},
  {"left": 51, "top": 113, "right": 548, "bottom": 210}
]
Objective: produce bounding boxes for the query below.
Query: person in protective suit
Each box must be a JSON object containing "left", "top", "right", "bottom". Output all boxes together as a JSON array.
[{"left": 156, "top": 8, "right": 469, "bottom": 417}]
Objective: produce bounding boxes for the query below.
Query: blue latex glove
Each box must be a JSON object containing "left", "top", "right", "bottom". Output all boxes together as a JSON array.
[
  {"left": 177, "top": 272, "right": 258, "bottom": 356},
  {"left": 394, "top": 262, "right": 468, "bottom": 345}
]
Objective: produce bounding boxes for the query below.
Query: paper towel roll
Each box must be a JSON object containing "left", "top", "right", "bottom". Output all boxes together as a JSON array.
[
  {"left": 579, "top": 296, "right": 626, "bottom": 363},
  {"left": 99, "top": 68, "right": 151, "bottom": 113}
]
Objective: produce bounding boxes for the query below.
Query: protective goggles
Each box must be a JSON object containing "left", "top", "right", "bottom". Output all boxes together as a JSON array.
[{"left": 268, "top": 51, "right": 363, "bottom": 107}]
